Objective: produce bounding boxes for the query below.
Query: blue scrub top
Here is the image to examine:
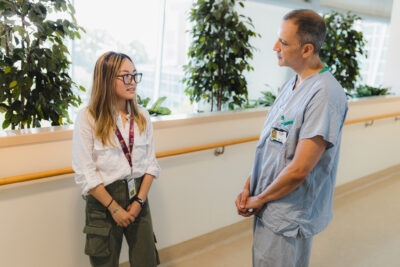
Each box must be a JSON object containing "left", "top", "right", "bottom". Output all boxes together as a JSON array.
[{"left": 250, "top": 70, "right": 348, "bottom": 238}]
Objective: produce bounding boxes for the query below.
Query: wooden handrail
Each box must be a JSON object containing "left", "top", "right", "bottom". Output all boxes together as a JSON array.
[
  {"left": 1, "top": 112, "right": 399, "bottom": 186},
  {"left": 155, "top": 135, "right": 259, "bottom": 158},
  {"left": 0, "top": 136, "right": 260, "bottom": 186},
  {"left": 0, "top": 167, "right": 74, "bottom": 186},
  {"left": 344, "top": 112, "right": 400, "bottom": 125}
]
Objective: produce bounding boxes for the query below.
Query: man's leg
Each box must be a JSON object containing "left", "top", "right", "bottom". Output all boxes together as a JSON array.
[{"left": 252, "top": 217, "right": 313, "bottom": 267}]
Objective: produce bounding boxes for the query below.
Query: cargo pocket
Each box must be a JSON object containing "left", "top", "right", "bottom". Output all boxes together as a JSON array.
[
  {"left": 83, "top": 224, "right": 111, "bottom": 257},
  {"left": 83, "top": 209, "right": 111, "bottom": 257}
]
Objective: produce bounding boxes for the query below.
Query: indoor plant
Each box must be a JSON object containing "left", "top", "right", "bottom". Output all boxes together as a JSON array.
[
  {"left": 320, "top": 10, "right": 392, "bottom": 98},
  {"left": 183, "top": 0, "right": 260, "bottom": 112},
  {"left": 0, "top": 0, "right": 85, "bottom": 130},
  {"left": 352, "top": 84, "right": 391, "bottom": 98},
  {"left": 320, "top": 10, "right": 366, "bottom": 94}
]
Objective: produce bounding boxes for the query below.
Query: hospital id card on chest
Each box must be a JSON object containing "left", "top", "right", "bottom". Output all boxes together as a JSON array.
[{"left": 270, "top": 127, "right": 288, "bottom": 144}]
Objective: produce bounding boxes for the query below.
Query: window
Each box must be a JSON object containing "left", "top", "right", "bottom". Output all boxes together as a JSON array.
[
  {"left": 358, "top": 20, "right": 390, "bottom": 86},
  {"left": 72, "top": 0, "right": 192, "bottom": 115},
  {"left": 0, "top": 1, "right": 393, "bottom": 131},
  {"left": 71, "top": 0, "right": 391, "bottom": 118}
]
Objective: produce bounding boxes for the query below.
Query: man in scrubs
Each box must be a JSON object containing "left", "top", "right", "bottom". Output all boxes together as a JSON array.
[{"left": 235, "top": 9, "right": 348, "bottom": 267}]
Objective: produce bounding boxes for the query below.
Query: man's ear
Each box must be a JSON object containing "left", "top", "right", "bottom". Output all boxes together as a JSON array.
[{"left": 302, "top": 43, "right": 314, "bottom": 57}]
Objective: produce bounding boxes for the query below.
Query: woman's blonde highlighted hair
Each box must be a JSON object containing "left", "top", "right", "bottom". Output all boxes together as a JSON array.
[{"left": 88, "top": 51, "right": 147, "bottom": 146}]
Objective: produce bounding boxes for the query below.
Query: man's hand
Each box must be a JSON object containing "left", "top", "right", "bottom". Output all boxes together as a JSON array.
[{"left": 235, "top": 188, "right": 253, "bottom": 217}]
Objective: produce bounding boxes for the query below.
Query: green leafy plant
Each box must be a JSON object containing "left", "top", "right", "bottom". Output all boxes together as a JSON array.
[
  {"left": 138, "top": 95, "right": 171, "bottom": 116},
  {"left": 244, "top": 87, "right": 277, "bottom": 109},
  {"left": 256, "top": 90, "right": 277, "bottom": 107},
  {"left": 320, "top": 11, "right": 367, "bottom": 93},
  {"left": 183, "top": 0, "right": 260, "bottom": 112},
  {"left": 352, "top": 85, "right": 391, "bottom": 98},
  {"left": 0, "top": 0, "right": 85, "bottom": 130}
]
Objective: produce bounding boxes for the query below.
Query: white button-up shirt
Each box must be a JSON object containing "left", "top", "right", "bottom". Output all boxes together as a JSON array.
[{"left": 72, "top": 106, "right": 160, "bottom": 195}]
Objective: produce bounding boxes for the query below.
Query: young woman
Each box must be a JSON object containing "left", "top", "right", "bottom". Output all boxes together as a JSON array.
[{"left": 72, "top": 51, "right": 160, "bottom": 267}]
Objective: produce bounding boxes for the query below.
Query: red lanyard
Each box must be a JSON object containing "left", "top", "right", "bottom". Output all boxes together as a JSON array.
[{"left": 115, "top": 118, "right": 134, "bottom": 167}]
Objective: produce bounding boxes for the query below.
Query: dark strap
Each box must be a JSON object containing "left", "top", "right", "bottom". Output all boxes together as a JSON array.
[{"left": 115, "top": 118, "right": 134, "bottom": 167}]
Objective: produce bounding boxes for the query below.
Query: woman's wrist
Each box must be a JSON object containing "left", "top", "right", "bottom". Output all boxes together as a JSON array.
[
  {"left": 133, "top": 197, "right": 145, "bottom": 208},
  {"left": 105, "top": 198, "right": 114, "bottom": 208},
  {"left": 107, "top": 200, "right": 120, "bottom": 214}
]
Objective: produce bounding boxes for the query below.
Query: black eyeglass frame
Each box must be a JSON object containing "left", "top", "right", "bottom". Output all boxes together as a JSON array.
[{"left": 116, "top": 73, "right": 143, "bottom": 85}]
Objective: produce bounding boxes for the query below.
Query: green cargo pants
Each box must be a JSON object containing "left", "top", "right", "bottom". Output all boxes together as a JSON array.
[{"left": 83, "top": 178, "right": 159, "bottom": 267}]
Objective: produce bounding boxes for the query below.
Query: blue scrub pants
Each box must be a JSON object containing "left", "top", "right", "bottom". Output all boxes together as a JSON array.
[{"left": 252, "top": 216, "right": 313, "bottom": 267}]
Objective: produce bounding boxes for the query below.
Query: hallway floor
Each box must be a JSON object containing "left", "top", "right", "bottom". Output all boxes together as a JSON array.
[{"left": 158, "top": 168, "right": 400, "bottom": 267}]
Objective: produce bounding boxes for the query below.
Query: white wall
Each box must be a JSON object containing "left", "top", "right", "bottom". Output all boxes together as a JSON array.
[
  {"left": 336, "top": 96, "right": 400, "bottom": 185},
  {"left": 1, "top": 96, "right": 400, "bottom": 266},
  {"left": 242, "top": 2, "right": 293, "bottom": 99},
  {"left": 383, "top": 0, "right": 400, "bottom": 95},
  {"left": 319, "top": 0, "right": 393, "bottom": 18}
]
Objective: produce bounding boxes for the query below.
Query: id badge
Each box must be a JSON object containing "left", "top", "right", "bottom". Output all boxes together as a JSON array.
[
  {"left": 127, "top": 177, "right": 137, "bottom": 199},
  {"left": 270, "top": 127, "right": 288, "bottom": 144}
]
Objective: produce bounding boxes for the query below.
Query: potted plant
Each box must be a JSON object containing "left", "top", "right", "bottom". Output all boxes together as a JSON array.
[
  {"left": 137, "top": 95, "right": 171, "bottom": 116},
  {"left": 0, "top": 0, "right": 85, "bottom": 130},
  {"left": 320, "top": 10, "right": 367, "bottom": 94},
  {"left": 183, "top": 0, "right": 260, "bottom": 112},
  {"left": 352, "top": 84, "right": 392, "bottom": 98}
]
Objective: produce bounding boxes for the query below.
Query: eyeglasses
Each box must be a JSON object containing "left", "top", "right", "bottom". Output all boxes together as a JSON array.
[{"left": 116, "top": 73, "right": 143, "bottom": 85}]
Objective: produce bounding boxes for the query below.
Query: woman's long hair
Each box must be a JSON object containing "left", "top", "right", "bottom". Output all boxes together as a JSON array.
[{"left": 88, "top": 51, "right": 146, "bottom": 146}]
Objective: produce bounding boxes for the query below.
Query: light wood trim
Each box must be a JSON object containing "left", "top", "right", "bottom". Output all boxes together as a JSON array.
[
  {"left": 0, "top": 167, "right": 74, "bottom": 186},
  {"left": 0, "top": 136, "right": 260, "bottom": 186},
  {"left": 2, "top": 112, "right": 400, "bottom": 186},
  {"left": 345, "top": 112, "right": 400, "bottom": 125},
  {"left": 156, "top": 135, "right": 259, "bottom": 158}
]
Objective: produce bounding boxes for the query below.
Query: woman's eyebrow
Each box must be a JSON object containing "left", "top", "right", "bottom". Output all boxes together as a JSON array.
[{"left": 119, "top": 69, "right": 137, "bottom": 74}]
